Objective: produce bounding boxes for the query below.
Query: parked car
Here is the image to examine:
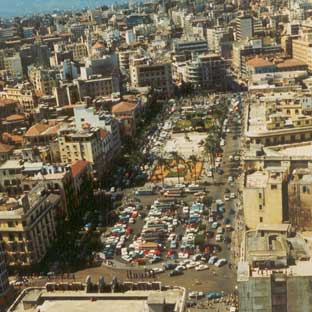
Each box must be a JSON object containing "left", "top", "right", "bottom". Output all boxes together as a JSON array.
[
  {"left": 169, "top": 270, "right": 184, "bottom": 277},
  {"left": 215, "top": 258, "right": 227, "bottom": 267},
  {"left": 195, "top": 264, "right": 209, "bottom": 271},
  {"left": 206, "top": 292, "right": 222, "bottom": 300}
]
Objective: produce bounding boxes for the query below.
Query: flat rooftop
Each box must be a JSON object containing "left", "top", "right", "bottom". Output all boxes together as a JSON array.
[{"left": 10, "top": 288, "right": 185, "bottom": 312}]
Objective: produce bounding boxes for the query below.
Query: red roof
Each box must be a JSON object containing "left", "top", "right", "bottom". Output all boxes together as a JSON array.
[
  {"left": 0, "top": 143, "right": 14, "bottom": 153},
  {"left": 0, "top": 99, "right": 17, "bottom": 106},
  {"left": 246, "top": 57, "right": 273, "bottom": 67},
  {"left": 112, "top": 101, "right": 137, "bottom": 114},
  {"left": 5, "top": 114, "right": 25, "bottom": 122},
  {"left": 71, "top": 160, "right": 90, "bottom": 178}
]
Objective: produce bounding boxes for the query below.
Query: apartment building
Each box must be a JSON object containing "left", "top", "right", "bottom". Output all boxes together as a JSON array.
[
  {"left": 73, "top": 104, "right": 121, "bottom": 157},
  {"left": 173, "top": 39, "right": 209, "bottom": 57},
  {"left": 292, "top": 31, "right": 312, "bottom": 70},
  {"left": 0, "top": 183, "right": 60, "bottom": 267},
  {"left": 28, "top": 67, "right": 60, "bottom": 96},
  {"left": 130, "top": 56, "right": 173, "bottom": 97},
  {"left": 66, "top": 42, "right": 88, "bottom": 61},
  {"left": 24, "top": 121, "right": 61, "bottom": 146},
  {"left": 112, "top": 101, "right": 139, "bottom": 137},
  {"left": 288, "top": 169, "right": 312, "bottom": 229},
  {"left": 232, "top": 39, "right": 281, "bottom": 76},
  {"left": 243, "top": 168, "right": 288, "bottom": 229},
  {"left": 58, "top": 126, "right": 114, "bottom": 180},
  {"left": 238, "top": 227, "right": 312, "bottom": 312},
  {"left": 184, "top": 54, "right": 226, "bottom": 89},
  {"left": 1, "top": 84, "right": 38, "bottom": 113},
  {"left": 2, "top": 53, "right": 23, "bottom": 79},
  {"left": 76, "top": 76, "right": 120, "bottom": 99},
  {"left": 246, "top": 92, "right": 312, "bottom": 146}
]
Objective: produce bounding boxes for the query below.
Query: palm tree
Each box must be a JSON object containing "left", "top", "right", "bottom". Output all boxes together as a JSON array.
[
  {"left": 188, "top": 154, "right": 198, "bottom": 184},
  {"left": 158, "top": 155, "right": 171, "bottom": 187},
  {"left": 204, "top": 133, "right": 221, "bottom": 182},
  {"left": 170, "top": 151, "right": 184, "bottom": 184}
]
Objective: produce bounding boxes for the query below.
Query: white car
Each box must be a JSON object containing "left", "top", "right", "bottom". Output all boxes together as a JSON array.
[
  {"left": 129, "top": 218, "right": 135, "bottom": 224},
  {"left": 186, "top": 262, "right": 197, "bottom": 269},
  {"left": 195, "top": 264, "right": 209, "bottom": 271},
  {"left": 152, "top": 267, "right": 165, "bottom": 274},
  {"left": 217, "top": 227, "right": 224, "bottom": 234},
  {"left": 224, "top": 194, "right": 230, "bottom": 201},
  {"left": 229, "top": 155, "right": 234, "bottom": 161},
  {"left": 215, "top": 258, "right": 227, "bottom": 267},
  {"left": 230, "top": 192, "right": 236, "bottom": 199},
  {"left": 234, "top": 155, "right": 240, "bottom": 161},
  {"left": 215, "top": 234, "right": 223, "bottom": 242},
  {"left": 207, "top": 171, "right": 213, "bottom": 177},
  {"left": 228, "top": 176, "right": 234, "bottom": 183}
]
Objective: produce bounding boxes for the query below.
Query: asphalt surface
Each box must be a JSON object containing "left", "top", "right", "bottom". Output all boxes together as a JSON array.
[{"left": 74, "top": 96, "right": 244, "bottom": 297}]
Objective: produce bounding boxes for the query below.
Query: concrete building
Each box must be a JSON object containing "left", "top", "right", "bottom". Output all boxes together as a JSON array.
[
  {"left": 288, "top": 169, "right": 312, "bottom": 230},
  {"left": 130, "top": 56, "right": 173, "bottom": 97},
  {"left": 2, "top": 53, "right": 23, "bottom": 79},
  {"left": 8, "top": 280, "right": 186, "bottom": 312},
  {"left": 76, "top": 76, "right": 120, "bottom": 100},
  {"left": 112, "top": 101, "right": 139, "bottom": 137},
  {"left": 173, "top": 39, "right": 209, "bottom": 58},
  {"left": 238, "top": 227, "right": 312, "bottom": 312},
  {"left": 66, "top": 42, "right": 88, "bottom": 61},
  {"left": 243, "top": 168, "right": 289, "bottom": 229},
  {"left": 246, "top": 92, "right": 312, "bottom": 146},
  {"left": 292, "top": 32, "right": 312, "bottom": 70},
  {"left": 28, "top": 67, "right": 60, "bottom": 96},
  {"left": 184, "top": 54, "right": 226, "bottom": 89},
  {"left": 245, "top": 56, "right": 276, "bottom": 77},
  {"left": 125, "top": 29, "right": 136, "bottom": 45},
  {"left": 0, "top": 183, "right": 60, "bottom": 267},
  {"left": 80, "top": 55, "right": 119, "bottom": 80},
  {"left": 236, "top": 16, "right": 254, "bottom": 41},
  {"left": 1, "top": 84, "right": 37, "bottom": 113},
  {"left": 73, "top": 104, "right": 121, "bottom": 157},
  {"left": 232, "top": 39, "right": 281, "bottom": 76}
]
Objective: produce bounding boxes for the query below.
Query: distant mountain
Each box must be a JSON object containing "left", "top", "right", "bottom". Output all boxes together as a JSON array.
[{"left": 1, "top": 0, "right": 116, "bottom": 18}]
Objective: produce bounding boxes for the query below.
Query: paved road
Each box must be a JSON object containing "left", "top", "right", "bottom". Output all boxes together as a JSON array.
[{"left": 75, "top": 95, "right": 244, "bottom": 296}]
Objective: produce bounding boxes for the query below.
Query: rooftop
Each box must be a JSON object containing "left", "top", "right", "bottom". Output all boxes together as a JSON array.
[
  {"left": 10, "top": 284, "right": 185, "bottom": 312},
  {"left": 71, "top": 160, "right": 90, "bottom": 178},
  {"left": 112, "top": 101, "right": 137, "bottom": 114},
  {"left": 246, "top": 56, "right": 274, "bottom": 67}
]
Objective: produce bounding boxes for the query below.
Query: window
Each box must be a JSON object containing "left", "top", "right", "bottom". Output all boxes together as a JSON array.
[
  {"left": 260, "top": 217, "right": 263, "bottom": 223},
  {"left": 271, "top": 184, "right": 277, "bottom": 190},
  {"left": 259, "top": 205, "right": 262, "bottom": 210},
  {"left": 7, "top": 221, "right": 13, "bottom": 227},
  {"left": 259, "top": 193, "right": 262, "bottom": 199}
]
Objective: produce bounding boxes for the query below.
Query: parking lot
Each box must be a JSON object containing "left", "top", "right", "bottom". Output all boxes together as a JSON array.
[{"left": 89, "top": 94, "right": 244, "bottom": 307}]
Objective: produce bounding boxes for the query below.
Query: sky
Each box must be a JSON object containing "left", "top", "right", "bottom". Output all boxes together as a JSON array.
[{"left": 0, "top": 0, "right": 115, "bottom": 18}]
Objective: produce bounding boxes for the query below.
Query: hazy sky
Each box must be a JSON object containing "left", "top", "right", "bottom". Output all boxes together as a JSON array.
[{"left": 1, "top": 0, "right": 112, "bottom": 17}]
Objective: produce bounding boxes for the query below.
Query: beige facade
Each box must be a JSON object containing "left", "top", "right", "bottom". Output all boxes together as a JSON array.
[
  {"left": 130, "top": 57, "right": 173, "bottom": 96},
  {"left": 2, "top": 85, "right": 37, "bottom": 113},
  {"left": 243, "top": 169, "right": 288, "bottom": 229},
  {"left": 288, "top": 171, "right": 312, "bottom": 230},
  {"left": 0, "top": 183, "right": 60, "bottom": 267},
  {"left": 292, "top": 38, "right": 312, "bottom": 70},
  {"left": 66, "top": 42, "right": 88, "bottom": 61},
  {"left": 28, "top": 67, "right": 59, "bottom": 96}
]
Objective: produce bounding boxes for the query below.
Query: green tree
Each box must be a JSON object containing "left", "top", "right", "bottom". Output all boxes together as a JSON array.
[{"left": 170, "top": 151, "right": 184, "bottom": 184}]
